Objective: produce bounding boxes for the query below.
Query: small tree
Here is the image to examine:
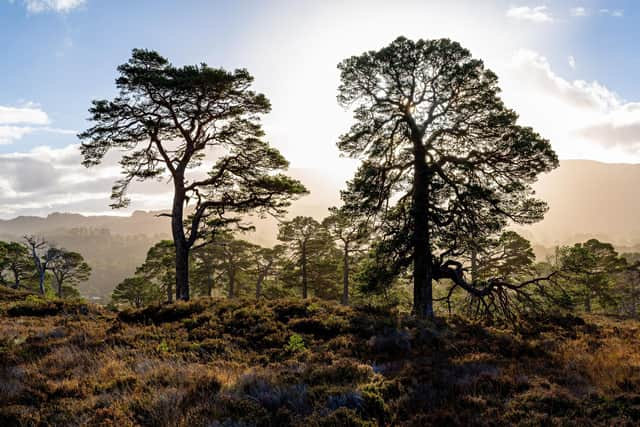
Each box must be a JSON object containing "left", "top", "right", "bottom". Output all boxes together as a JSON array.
[
  {"left": 46, "top": 248, "right": 92, "bottom": 298},
  {"left": 136, "top": 240, "right": 175, "bottom": 302},
  {"left": 559, "top": 239, "right": 626, "bottom": 313},
  {"left": 278, "top": 216, "right": 328, "bottom": 299},
  {"left": 79, "top": 49, "right": 307, "bottom": 301},
  {"left": 253, "top": 245, "right": 286, "bottom": 298},
  {"left": 618, "top": 253, "right": 640, "bottom": 318},
  {"left": 112, "top": 276, "right": 162, "bottom": 308},
  {"left": 0, "top": 241, "right": 33, "bottom": 289},
  {"left": 215, "top": 234, "right": 256, "bottom": 298},
  {"left": 322, "top": 207, "right": 369, "bottom": 305},
  {"left": 24, "top": 235, "right": 53, "bottom": 295}
]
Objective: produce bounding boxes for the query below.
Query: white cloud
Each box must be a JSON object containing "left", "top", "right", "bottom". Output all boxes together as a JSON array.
[
  {"left": 0, "top": 126, "right": 35, "bottom": 145},
  {"left": 506, "top": 6, "right": 553, "bottom": 23},
  {"left": 501, "top": 49, "right": 640, "bottom": 161},
  {"left": 570, "top": 7, "right": 587, "bottom": 17},
  {"left": 21, "top": 0, "right": 85, "bottom": 13},
  {"left": 0, "top": 104, "right": 74, "bottom": 145},
  {"left": 568, "top": 55, "right": 576, "bottom": 70},
  {"left": 0, "top": 143, "right": 174, "bottom": 217},
  {"left": 599, "top": 8, "right": 624, "bottom": 17},
  {"left": 510, "top": 50, "right": 618, "bottom": 110},
  {"left": 0, "top": 105, "right": 49, "bottom": 125}
]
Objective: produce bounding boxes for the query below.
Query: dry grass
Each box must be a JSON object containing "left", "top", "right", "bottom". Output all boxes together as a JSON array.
[{"left": 0, "top": 289, "right": 639, "bottom": 426}]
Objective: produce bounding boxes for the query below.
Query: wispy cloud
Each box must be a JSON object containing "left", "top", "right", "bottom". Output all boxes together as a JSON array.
[
  {"left": 0, "top": 105, "right": 49, "bottom": 125},
  {"left": 599, "top": 8, "right": 624, "bottom": 17},
  {"left": 506, "top": 6, "right": 553, "bottom": 23},
  {"left": 17, "top": 0, "right": 86, "bottom": 14},
  {"left": 568, "top": 55, "right": 576, "bottom": 70},
  {"left": 0, "top": 104, "right": 74, "bottom": 145},
  {"left": 570, "top": 7, "right": 588, "bottom": 17}
]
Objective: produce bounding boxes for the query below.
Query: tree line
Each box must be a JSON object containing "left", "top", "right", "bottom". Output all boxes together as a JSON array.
[{"left": 73, "top": 35, "right": 636, "bottom": 320}]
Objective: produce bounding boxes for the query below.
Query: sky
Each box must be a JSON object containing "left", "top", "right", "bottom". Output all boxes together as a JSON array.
[{"left": 0, "top": 0, "right": 638, "bottom": 219}]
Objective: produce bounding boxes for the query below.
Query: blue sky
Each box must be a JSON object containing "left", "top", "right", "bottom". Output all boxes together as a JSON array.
[{"left": 0, "top": 0, "right": 638, "bottom": 217}]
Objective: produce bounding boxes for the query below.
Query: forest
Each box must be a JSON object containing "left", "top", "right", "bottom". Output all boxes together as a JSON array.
[{"left": 1, "top": 35, "right": 640, "bottom": 426}]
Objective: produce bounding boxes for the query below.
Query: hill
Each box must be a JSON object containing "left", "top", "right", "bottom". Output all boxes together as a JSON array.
[{"left": 1, "top": 288, "right": 639, "bottom": 426}]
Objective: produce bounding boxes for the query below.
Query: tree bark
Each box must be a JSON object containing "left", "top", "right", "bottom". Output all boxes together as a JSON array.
[
  {"left": 412, "top": 137, "right": 434, "bottom": 318},
  {"left": 342, "top": 242, "right": 349, "bottom": 305},
  {"left": 301, "top": 243, "right": 308, "bottom": 299},
  {"left": 172, "top": 184, "right": 190, "bottom": 301}
]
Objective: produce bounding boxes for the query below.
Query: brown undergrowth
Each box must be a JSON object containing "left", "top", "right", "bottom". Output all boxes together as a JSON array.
[{"left": 0, "top": 287, "right": 639, "bottom": 426}]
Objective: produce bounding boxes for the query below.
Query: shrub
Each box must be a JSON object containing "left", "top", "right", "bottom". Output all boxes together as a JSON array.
[{"left": 285, "top": 334, "right": 307, "bottom": 353}]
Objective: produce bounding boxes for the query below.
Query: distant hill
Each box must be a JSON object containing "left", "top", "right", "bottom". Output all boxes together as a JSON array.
[{"left": 0, "top": 210, "right": 172, "bottom": 238}]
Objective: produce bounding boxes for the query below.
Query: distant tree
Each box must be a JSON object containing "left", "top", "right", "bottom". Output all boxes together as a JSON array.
[
  {"left": 559, "top": 239, "right": 626, "bottom": 313},
  {"left": 277, "top": 216, "right": 329, "bottom": 299},
  {"left": 0, "top": 241, "right": 32, "bottom": 289},
  {"left": 137, "top": 240, "right": 175, "bottom": 302},
  {"left": 323, "top": 207, "right": 369, "bottom": 305},
  {"left": 79, "top": 49, "right": 307, "bottom": 301},
  {"left": 337, "top": 37, "right": 558, "bottom": 317},
  {"left": 214, "top": 234, "right": 256, "bottom": 298},
  {"left": 253, "top": 245, "right": 286, "bottom": 298},
  {"left": 46, "top": 248, "right": 92, "bottom": 298},
  {"left": 191, "top": 244, "right": 224, "bottom": 298},
  {"left": 24, "top": 235, "right": 53, "bottom": 295},
  {"left": 112, "top": 276, "right": 162, "bottom": 308},
  {"left": 618, "top": 253, "right": 640, "bottom": 317}
]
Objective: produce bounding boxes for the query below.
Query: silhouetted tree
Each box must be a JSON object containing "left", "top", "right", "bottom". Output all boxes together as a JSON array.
[
  {"left": 337, "top": 37, "right": 558, "bottom": 317},
  {"left": 323, "top": 207, "right": 369, "bottom": 305},
  {"left": 46, "top": 248, "right": 92, "bottom": 298},
  {"left": 79, "top": 49, "right": 307, "bottom": 301}
]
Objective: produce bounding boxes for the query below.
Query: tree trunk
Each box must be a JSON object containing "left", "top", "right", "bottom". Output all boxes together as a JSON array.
[
  {"left": 584, "top": 291, "right": 592, "bottom": 313},
  {"left": 228, "top": 268, "right": 235, "bottom": 298},
  {"left": 301, "top": 244, "right": 308, "bottom": 299},
  {"left": 38, "top": 269, "right": 46, "bottom": 296},
  {"left": 11, "top": 266, "right": 20, "bottom": 289},
  {"left": 166, "top": 279, "right": 173, "bottom": 303},
  {"left": 342, "top": 243, "right": 349, "bottom": 305},
  {"left": 412, "top": 138, "right": 434, "bottom": 318},
  {"left": 207, "top": 270, "right": 214, "bottom": 297},
  {"left": 172, "top": 185, "right": 190, "bottom": 301}
]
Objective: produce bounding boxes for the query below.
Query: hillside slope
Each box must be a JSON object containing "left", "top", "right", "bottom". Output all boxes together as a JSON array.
[{"left": 0, "top": 288, "right": 639, "bottom": 426}]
